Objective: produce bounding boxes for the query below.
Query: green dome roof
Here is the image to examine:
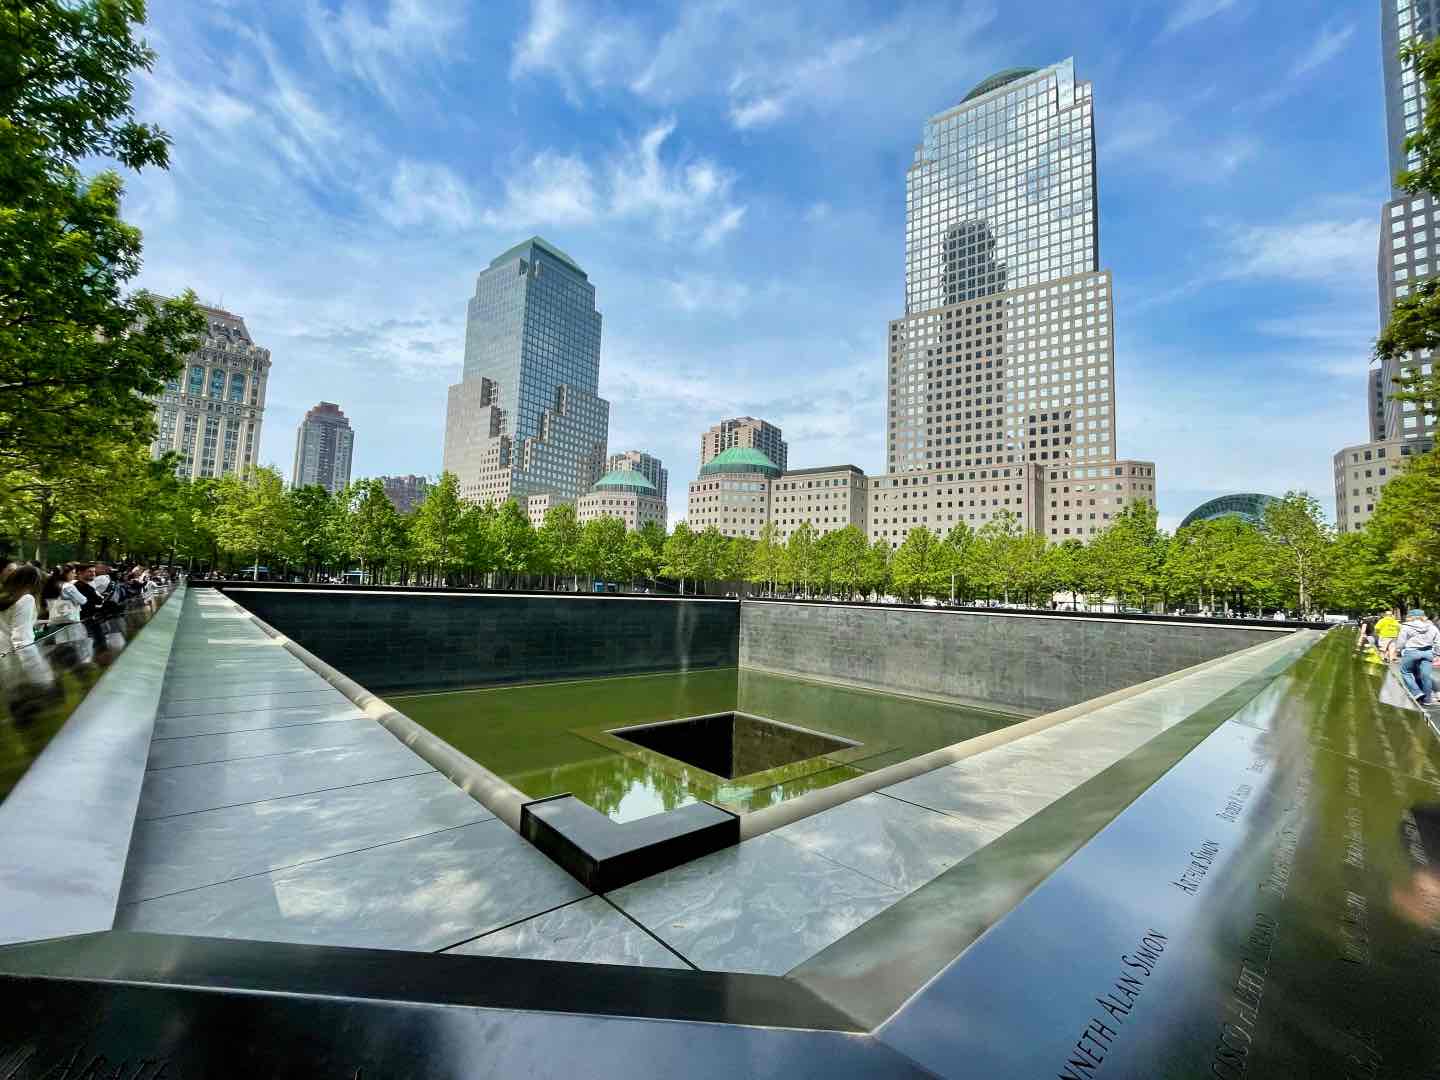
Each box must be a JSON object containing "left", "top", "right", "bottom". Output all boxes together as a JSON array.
[
  {"left": 1179, "top": 494, "right": 1276, "bottom": 530},
  {"left": 698, "top": 447, "right": 781, "bottom": 478},
  {"left": 962, "top": 68, "right": 1039, "bottom": 103},
  {"left": 591, "top": 468, "right": 656, "bottom": 494}
]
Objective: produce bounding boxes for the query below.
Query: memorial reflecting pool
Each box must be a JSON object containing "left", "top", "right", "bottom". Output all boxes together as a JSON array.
[{"left": 391, "top": 669, "right": 1019, "bottom": 821}]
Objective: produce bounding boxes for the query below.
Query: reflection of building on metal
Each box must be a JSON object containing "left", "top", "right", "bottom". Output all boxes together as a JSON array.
[{"left": 1178, "top": 493, "right": 1276, "bottom": 529}]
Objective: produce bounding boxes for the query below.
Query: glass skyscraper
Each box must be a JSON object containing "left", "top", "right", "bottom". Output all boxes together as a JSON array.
[
  {"left": 443, "top": 238, "right": 610, "bottom": 505},
  {"left": 904, "top": 60, "right": 1097, "bottom": 313},
  {"left": 872, "top": 60, "right": 1156, "bottom": 547}
]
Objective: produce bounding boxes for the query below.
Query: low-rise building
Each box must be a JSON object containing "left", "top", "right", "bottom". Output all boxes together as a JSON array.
[
  {"left": 526, "top": 492, "right": 573, "bottom": 528},
  {"left": 770, "top": 466, "right": 868, "bottom": 540},
  {"left": 1333, "top": 437, "right": 1435, "bottom": 533},
  {"left": 687, "top": 447, "right": 779, "bottom": 539},
  {"left": 577, "top": 469, "right": 667, "bottom": 530}
]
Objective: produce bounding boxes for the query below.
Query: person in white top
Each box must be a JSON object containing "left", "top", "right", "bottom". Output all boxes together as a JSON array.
[
  {"left": 0, "top": 564, "right": 45, "bottom": 650},
  {"left": 40, "top": 565, "right": 85, "bottom": 623}
]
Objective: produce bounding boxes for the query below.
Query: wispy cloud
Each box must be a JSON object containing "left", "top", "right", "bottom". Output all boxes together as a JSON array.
[
  {"left": 1291, "top": 20, "right": 1356, "bottom": 80},
  {"left": 377, "top": 120, "right": 746, "bottom": 246},
  {"left": 1162, "top": 0, "right": 1238, "bottom": 37},
  {"left": 1223, "top": 218, "right": 1377, "bottom": 285},
  {"left": 307, "top": 0, "right": 465, "bottom": 106}
]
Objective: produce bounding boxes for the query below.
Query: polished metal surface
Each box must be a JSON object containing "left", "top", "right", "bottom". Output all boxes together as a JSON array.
[
  {"left": 1, "top": 623, "right": 1434, "bottom": 1078},
  {"left": 0, "top": 589, "right": 182, "bottom": 946},
  {"left": 874, "top": 630, "right": 1440, "bottom": 1077}
]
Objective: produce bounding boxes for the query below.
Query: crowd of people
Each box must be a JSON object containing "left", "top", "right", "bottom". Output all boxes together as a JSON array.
[
  {"left": 1358, "top": 607, "right": 1438, "bottom": 707},
  {"left": 0, "top": 561, "right": 173, "bottom": 653}
]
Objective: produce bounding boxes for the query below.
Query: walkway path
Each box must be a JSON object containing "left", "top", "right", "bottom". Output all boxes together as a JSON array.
[{"left": 117, "top": 588, "right": 590, "bottom": 953}]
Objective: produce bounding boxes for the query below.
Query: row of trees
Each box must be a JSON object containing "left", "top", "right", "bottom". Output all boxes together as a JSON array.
[{"left": 1, "top": 458, "right": 1400, "bottom": 615}]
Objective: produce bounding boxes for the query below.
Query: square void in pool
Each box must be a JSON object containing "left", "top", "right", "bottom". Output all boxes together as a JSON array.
[{"left": 612, "top": 712, "right": 854, "bottom": 779}]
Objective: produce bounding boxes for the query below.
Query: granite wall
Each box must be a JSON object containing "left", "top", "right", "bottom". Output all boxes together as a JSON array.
[
  {"left": 739, "top": 601, "right": 1293, "bottom": 716},
  {"left": 223, "top": 589, "right": 740, "bottom": 695}
]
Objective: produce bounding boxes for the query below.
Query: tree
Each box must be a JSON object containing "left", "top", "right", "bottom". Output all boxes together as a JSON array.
[
  {"left": 662, "top": 522, "right": 700, "bottom": 594},
  {"left": 1261, "top": 492, "right": 1333, "bottom": 616},
  {"left": 861, "top": 540, "right": 892, "bottom": 599},
  {"left": 411, "top": 472, "right": 466, "bottom": 585},
  {"left": 693, "top": 526, "right": 729, "bottom": 589},
  {"left": 823, "top": 526, "right": 869, "bottom": 599},
  {"left": 939, "top": 523, "right": 976, "bottom": 602},
  {"left": 890, "top": 527, "right": 944, "bottom": 601},
  {"left": 785, "top": 522, "right": 821, "bottom": 596},
  {"left": 1086, "top": 501, "right": 1164, "bottom": 611},
  {"left": 626, "top": 520, "right": 666, "bottom": 586},
  {"left": 1357, "top": 448, "right": 1440, "bottom": 607},
  {"left": 458, "top": 502, "right": 498, "bottom": 583},
  {"left": 749, "top": 522, "right": 786, "bottom": 595},
  {"left": 0, "top": 1, "right": 205, "bottom": 474},
  {"left": 577, "top": 516, "right": 629, "bottom": 585},
  {"left": 286, "top": 485, "right": 343, "bottom": 580},
  {"left": 720, "top": 537, "right": 754, "bottom": 588},
  {"left": 212, "top": 466, "right": 291, "bottom": 577},
  {"left": 342, "top": 479, "right": 407, "bottom": 583},
  {"left": 490, "top": 500, "right": 536, "bottom": 584}
]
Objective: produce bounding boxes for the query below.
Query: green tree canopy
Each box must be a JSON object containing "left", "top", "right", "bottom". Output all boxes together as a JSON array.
[{"left": 1, "top": 0, "right": 204, "bottom": 474}]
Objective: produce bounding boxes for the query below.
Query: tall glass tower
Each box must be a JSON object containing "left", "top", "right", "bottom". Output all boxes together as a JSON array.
[
  {"left": 904, "top": 59, "right": 1098, "bottom": 314},
  {"left": 443, "top": 238, "right": 610, "bottom": 505},
  {"left": 871, "top": 60, "right": 1157, "bottom": 548}
]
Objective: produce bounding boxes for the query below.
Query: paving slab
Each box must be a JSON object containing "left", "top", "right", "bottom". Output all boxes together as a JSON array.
[
  {"left": 118, "top": 820, "right": 588, "bottom": 951},
  {"left": 121, "top": 771, "right": 493, "bottom": 902},
  {"left": 448, "top": 896, "right": 688, "bottom": 969},
  {"left": 136, "top": 732, "right": 431, "bottom": 819},
  {"left": 609, "top": 833, "right": 901, "bottom": 975}
]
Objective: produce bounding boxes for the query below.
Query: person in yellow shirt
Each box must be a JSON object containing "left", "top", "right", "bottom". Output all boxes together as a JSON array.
[{"left": 1376, "top": 611, "right": 1401, "bottom": 660}]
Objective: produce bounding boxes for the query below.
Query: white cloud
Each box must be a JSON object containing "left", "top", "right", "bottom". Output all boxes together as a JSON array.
[
  {"left": 381, "top": 160, "right": 477, "bottom": 229},
  {"left": 1291, "top": 21, "right": 1356, "bottom": 80},
  {"left": 664, "top": 274, "right": 752, "bottom": 315},
  {"left": 510, "top": 0, "right": 647, "bottom": 100},
  {"left": 606, "top": 120, "right": 746, "bottom": 244},
  {"left": 726, "top": 34, "right": 878, "bottom": 130},
  {"left": 308, "top": 0, "right": 465, "bottom": 105},
  {"left": 1224, "top": 218, "right": 1377, "bottom": 285},
  {"left": 514, "top": 1, "right": 999, "bottom": 137},
  {"left": 482, "top": 151, "right": 599, "bottom": 229},
  {"left": 375, "top": 121, "right": 745, "bottom": 245},
  {"left": 1162, "top": 0, "right": 1238, "bottom": 36}
]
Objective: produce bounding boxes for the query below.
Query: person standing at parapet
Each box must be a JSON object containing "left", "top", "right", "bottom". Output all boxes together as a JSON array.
[
  {"left": 1376, "top": 609, "right": 1402, "bottom": 661},
  {"left": 1395, "top": 609, "right": 1438, "bottom": 707}
]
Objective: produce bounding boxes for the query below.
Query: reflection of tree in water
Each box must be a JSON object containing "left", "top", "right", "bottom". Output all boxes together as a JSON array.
[{"left": 526, "top": 752, "right": 719, "bottom": 819}]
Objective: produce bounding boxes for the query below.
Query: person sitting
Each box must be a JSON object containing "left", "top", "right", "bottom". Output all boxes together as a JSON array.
[
  {"left": 1396, "top": 608, "right": 1438, "bottom": 707},
  {"left": 0, "top": 564, "right": 45, "bottom": 650}
]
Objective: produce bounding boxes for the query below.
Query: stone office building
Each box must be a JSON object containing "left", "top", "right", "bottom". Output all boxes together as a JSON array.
[
  {"left": 576, "top": 469, "right": 667, "bottom": 530},
  {"left": 149, "top": 305, "right": 270, "bottom": 479},
  {"left": 874, "top": 60, "right": 1157, "bottom": 547},
  {"left": 687, "top": 450, "right": 870, "bottom": 541}
]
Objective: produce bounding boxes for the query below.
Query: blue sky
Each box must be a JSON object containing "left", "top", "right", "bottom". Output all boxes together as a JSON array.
[{"left": 128, "top": 0, "right": 1383, "bottom": 529}]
